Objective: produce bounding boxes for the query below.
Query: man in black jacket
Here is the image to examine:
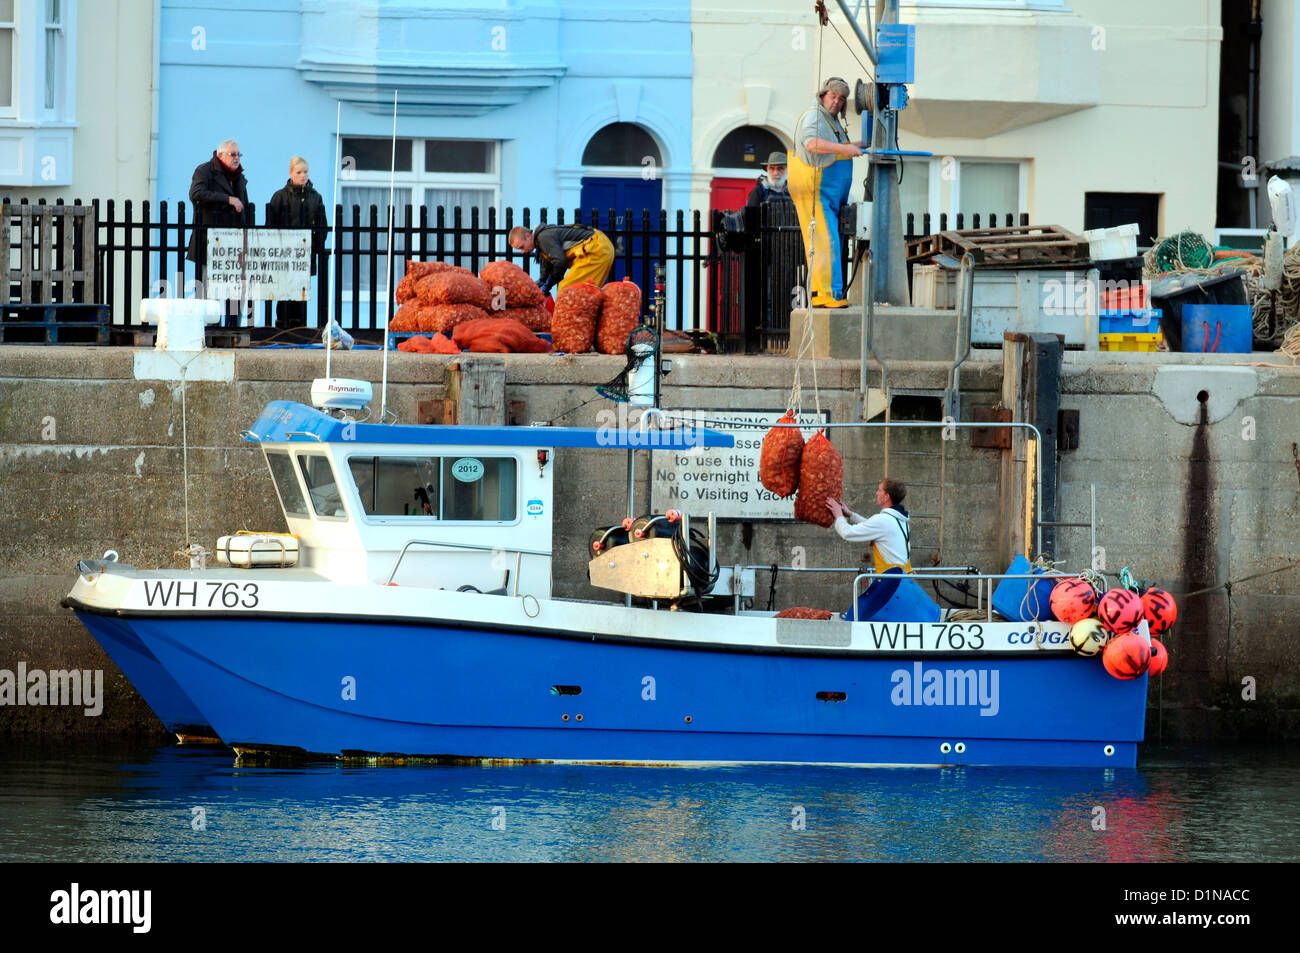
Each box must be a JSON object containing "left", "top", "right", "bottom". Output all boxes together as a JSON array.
[
  {"left": 187, "top": 139, "right": 253, "bottom": 326},
  {"left": 745, "top": 151, "right": 792, "bottom": 209},
  {"left": 265, "top": 157, "right": 328, "bottom": 329},
  {"left": 508, "top": 224, "right": 614, "bottom": 294},
  {"left": 187, "top": 139, "right": 252, "bottom": 263}
]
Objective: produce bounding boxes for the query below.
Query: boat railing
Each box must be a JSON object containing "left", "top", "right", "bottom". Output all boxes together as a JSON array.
[
  {"left": 731, "top": 563, "right": 1064, "bottom": 623},
  {"left": 385, "top": 539, "right": 552, "bottom": 595},
  {"left": 848, "top": 569, "right": 1067, "bottom": 623}
]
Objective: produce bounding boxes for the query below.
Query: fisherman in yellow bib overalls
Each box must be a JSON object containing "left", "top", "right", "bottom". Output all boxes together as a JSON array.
[
  {"left": 509, "top": 224, "right": 615, "bottom": 295},
  {"left": 826, "top": 477, "right": 913, "bottom": 574},
  {"left": 788, "top": 77, "right": 866, "bottom": 308}
]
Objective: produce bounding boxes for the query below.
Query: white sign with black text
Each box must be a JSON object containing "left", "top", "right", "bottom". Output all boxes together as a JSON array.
[
  {"left": 206, "top": 228, "right": 311, "bottom": 301},
  {"left": 650, "top": 409, "right": 829, "bottom": 520}
]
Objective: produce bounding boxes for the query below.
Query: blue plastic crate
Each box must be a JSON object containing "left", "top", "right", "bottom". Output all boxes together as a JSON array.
[
  {"left": 1100, "top": 309, "right": 1161, "bottom": 334},
  {"left": 876, "top": 24, "right": 916, "bottom": 85}
]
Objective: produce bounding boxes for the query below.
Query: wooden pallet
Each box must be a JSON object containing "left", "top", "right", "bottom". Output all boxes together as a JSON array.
[
  {"left": 0, "top": 303, "right": 109, "bottom": 345},
  {"left": 908, "top": 225, "right": 1090, "bottom": 268}
]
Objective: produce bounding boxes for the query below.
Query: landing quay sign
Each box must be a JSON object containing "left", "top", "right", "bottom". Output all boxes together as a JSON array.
[
  {"left": 206, "top": 228, "right": 312, "bottom": 301},
  {"left": 650, "top": 409, "right": 829, "bottom": 520}
]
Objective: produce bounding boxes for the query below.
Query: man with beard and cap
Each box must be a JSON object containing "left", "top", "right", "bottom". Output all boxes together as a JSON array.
[
  {"left": 789, "top": 77, "right": 866, "bottom": 308},
  {"left": 266, "top": 156, "right": 328, "bottom": 329},
  {"left": 746, "top": 151, "right": 792, "bottom": 209},
  {"left": 187, "top": 139, "right": 254, "bottom": 325}
]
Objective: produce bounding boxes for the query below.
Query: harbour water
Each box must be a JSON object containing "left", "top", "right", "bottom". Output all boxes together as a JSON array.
[{"left": 0, "top": 742, "right": 1295, "bottom": 863}]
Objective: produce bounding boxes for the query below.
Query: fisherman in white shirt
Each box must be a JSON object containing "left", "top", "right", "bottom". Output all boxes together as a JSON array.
[{"left": 825, "top": 477, "right": 913, "bottom": 573}]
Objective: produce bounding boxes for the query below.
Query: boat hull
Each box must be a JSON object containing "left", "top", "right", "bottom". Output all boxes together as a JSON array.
[
  {"left": 126, "top": 614, "right": 1145, "bottom": 768},
  {"left": 75, "top": 611, "right": 220, "bottom": 743}
]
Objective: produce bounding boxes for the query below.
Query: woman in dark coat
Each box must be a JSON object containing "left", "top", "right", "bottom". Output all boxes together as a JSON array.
[{"left": 265, "top": 156, "right": 329, "bottom": 329}]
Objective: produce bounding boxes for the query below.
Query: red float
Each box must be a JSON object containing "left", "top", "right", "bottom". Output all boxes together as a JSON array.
[
  {"left": 1102, "top": 632, "right": 1151, "bottom": 680},
  {"left": 1147, "top": 638, "right": 1169, "bottom": 677},
  {"left": 1141, "top": 587, "right": 1178, "bottom": 635},
  {"left": 1050, "top": 577, "right": 1097, "bottom": 626},
  {"left": 1099, "top": 588, "right": 1143, "bottom": 635}
]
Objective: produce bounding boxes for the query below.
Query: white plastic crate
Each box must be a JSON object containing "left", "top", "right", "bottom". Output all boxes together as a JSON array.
[{"left": 1083, "top": 223, "right": 1139, "bottom": 261}]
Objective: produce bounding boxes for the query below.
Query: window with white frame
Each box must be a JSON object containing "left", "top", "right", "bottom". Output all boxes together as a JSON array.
[
  {"left": 43, "top": 0, "right": 64, "bottom": 114},
  {"left": 339, "top": 136, "right": 500, "bottom": 303},
  {"left": 0, "top": 0, "right": 73, "bottom": 120},
  {"left": 0, "top": 0, "right": 77, "bottom": 185},
  {"left": 0, "top": 0, "right": 16, "bottom": 116},
  {"left": 898, "top": 157, "right": 1027, "bottom": 232}
]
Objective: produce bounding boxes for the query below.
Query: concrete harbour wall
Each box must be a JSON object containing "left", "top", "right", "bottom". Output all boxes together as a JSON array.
[{"left": 0, "top": 346, "right": 1296, "bottom": 741}]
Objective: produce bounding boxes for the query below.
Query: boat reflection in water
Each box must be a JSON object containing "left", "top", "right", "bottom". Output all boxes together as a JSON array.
[{"left": 5, "top": 743, "right": 1281, "bottom": 863}]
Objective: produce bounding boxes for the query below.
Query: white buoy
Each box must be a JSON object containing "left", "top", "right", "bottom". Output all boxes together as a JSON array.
[{"left": 1268, "top": 176, "right": 1296, "bottom": 238}]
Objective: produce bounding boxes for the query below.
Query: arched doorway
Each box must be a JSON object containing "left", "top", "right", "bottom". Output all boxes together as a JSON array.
[
  {"left": 580, "top": 122, "right": 664, "bottom": 285},
  {"left": 710, "top": 125, "right": 787, "bottom": 211}
]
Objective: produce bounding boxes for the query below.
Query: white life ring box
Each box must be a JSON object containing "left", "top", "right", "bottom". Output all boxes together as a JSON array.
[{"left": 216, "top": 533, "right": 299, "bottom": 568}]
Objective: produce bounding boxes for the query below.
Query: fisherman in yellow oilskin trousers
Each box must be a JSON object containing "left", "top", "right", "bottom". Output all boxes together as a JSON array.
[
  {"left": 509, "top": 224, "right": 615, "bottom": 294},
  {"left": 789, "top": 77, "right": 866, "bottom": 308}
]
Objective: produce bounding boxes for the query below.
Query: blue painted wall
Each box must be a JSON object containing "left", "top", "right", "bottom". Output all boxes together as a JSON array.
[{"left": 156, "top": 0, "right": 694, "bottom": 222}]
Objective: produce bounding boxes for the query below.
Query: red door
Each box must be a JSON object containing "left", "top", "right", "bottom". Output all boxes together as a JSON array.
[{"left": 709, "top": 177, "right": 754, "bottom": 337}]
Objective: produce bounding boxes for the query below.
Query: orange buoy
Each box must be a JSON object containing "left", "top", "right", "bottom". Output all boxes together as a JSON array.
[
  {"left": 1099, "top": 588, "right": 1143, "bottom": 635},
  {"left": 1051, "top": 577, "right": 1097, "bottom": 626},
  {"left": 1147, "top": 637, "right": 1169, "bottom": 677},
  {"left": 1141, "top": 587, "right": 1178, "bottom": 635},
  {"left": 1102, "top": 632, "right": 1151, "bottom": 679}
]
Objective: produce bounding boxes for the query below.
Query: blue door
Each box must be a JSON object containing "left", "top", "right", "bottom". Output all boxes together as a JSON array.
[{"left": 580, "top": 177, "right": 663, "bottom": 288}]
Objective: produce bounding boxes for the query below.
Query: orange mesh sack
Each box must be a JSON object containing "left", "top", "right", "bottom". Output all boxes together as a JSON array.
[
  {"left": 389, "top": 303, "right": 419, "bottom": 332},
  {"left": 406, "top": 260, "right": 471, "bottom": 282},
  {"left": 503, "top": 305, "right": 550, "bottom": 332},
  {"left": 759, "top": 411, "right": 804, "bottom": 498},
  {"left": 428, "top": 332, "right": 460, "bottom": 354},
  {"left": 551, "top": 281, "right": 603, "bottom": 353},
  {"left": 428, "top": 303, "right": 490, "bottom": 335},
  {"left": 480, "top": 261, "right": 544, "bottom": 307},
  {"left": 414, "top": 271, "right": 480, "bottom": 306},
  {"left": 453, "top": 318, "right": 553, "bottom": 354},
  {"left": 398, "top": 335, "right": 434, "bottom": 353},
  {"left": 395, "top": 274, "right": 420, "bottom": 305},
  {"left": 793, "top": 431, "right": 843, "bottom": 528},
  {"left": 595, "top": 278, "right": 642, "bottom": 354},
  {"left": 422, "top": 272, "right": 492, "bottom": 310},
  {"left": 774, "top": 607, "right": 834, "bottom": 620},
  {"left": 415, "top": 305, "right": 442, "bottom": 333}
]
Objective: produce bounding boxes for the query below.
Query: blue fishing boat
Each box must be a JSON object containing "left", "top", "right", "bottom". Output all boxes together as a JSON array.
[{"left": 64, "top": 397, "right": 1149, "bottom": 768}]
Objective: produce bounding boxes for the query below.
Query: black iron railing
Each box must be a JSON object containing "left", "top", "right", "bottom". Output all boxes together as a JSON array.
[{"left": 2, "top": 196, "right": 1029, "bottom": 347}]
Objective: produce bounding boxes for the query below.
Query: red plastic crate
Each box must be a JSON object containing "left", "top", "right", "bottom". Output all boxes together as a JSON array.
[{"left": 1100, "top": 285, "right": 1148, "bottom": 310}]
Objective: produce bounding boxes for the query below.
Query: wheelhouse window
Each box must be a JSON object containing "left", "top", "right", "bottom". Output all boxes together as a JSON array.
[
  {"left": 297, "top": 454, "right": 347, "bottom": 520},
  {"left": 346, "top": 455, "right": 517, "bottom": 522},
  {"left": 265, "top": 451, "right": 308, "bottom": 518},
  {"left": 443, "top": 456, "right": 516, "bottom": 521},
  {"left": 348, "top": 456, "right": 440, "bottom": 517}
]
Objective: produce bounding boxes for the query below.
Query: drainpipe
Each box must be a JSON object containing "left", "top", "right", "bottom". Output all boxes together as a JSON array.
[
  {"left": 1246, "top": 0, "right": 1261, "bottom": 229},
  {"left": 147, "top": 0, "right": 161, "bottom": 206}
]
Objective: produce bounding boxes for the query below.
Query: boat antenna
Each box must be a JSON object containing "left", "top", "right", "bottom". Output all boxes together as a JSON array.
[
  {"left": 325, "top": 100, "right": 342, "bottom": 379},
  {"left": 380, "top": 88, "right": 398, "bottom": 423}
]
